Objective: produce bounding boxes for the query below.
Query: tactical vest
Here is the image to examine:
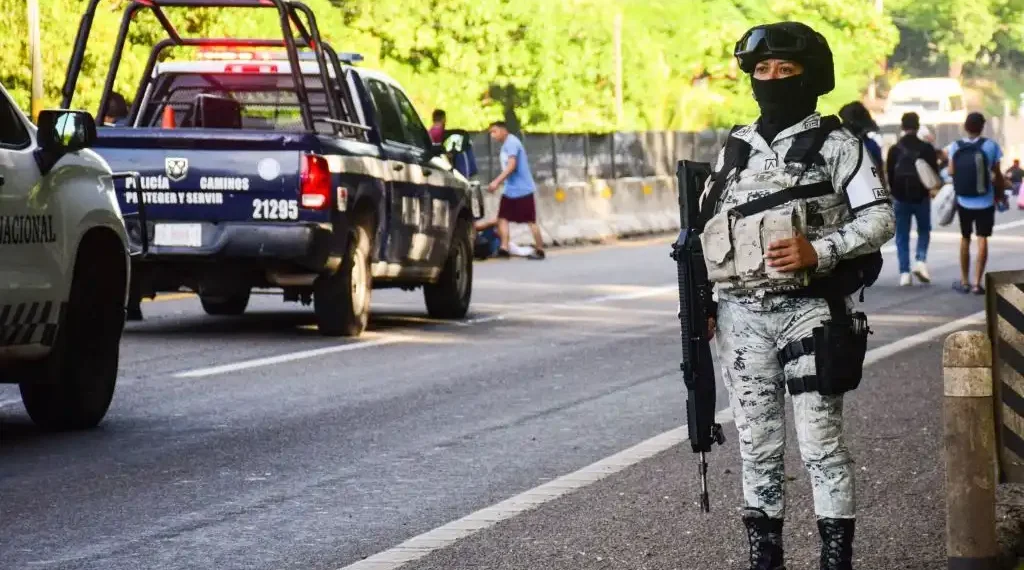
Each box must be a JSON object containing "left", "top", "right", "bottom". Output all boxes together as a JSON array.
[{"left": 698, "top": 115, "right": 882, "bottom": 301}]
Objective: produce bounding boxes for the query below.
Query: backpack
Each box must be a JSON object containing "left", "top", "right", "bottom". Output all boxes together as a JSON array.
[
  {"left": 891, "top": 143, "right": 928, "bottom": 202},
  {"left": 441, "top": 129, "right": 479, "bottom": 178},
  {"left": 701, "top": 115, "right": 882, "bottom": 303},
  {"left": 951, "top": 138, "right": 990, "bottom": 197}
]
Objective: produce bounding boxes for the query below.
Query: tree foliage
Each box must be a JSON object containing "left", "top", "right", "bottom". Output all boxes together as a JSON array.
[
  {"left": 888, "top": 0, "right": 1024, "bottom": 78},
  {"left": 3, "top": 0, "right": 898, "bottom": 132}
]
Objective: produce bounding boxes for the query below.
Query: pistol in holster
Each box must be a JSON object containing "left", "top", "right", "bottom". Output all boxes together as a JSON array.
[{"left": 777, "top": 297, "right": 872, "bottom": 397}]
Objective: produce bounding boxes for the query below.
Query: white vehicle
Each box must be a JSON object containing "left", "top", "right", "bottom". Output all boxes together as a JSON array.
[
  {"left": 879, "top": 77, "right": 968, "bottom": 127},
  {"left": 0, "top": 82, "right": 130, "bottom": 430}
]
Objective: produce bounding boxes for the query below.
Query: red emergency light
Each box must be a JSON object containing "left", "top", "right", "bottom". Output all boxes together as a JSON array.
[{"left": 223, "top": 63, "right": 279, "bottom": 74}]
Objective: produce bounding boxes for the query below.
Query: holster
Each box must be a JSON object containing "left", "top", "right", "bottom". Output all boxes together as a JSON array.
[{"left": 778, "top": 297, "right": 871, "bottom": 397}]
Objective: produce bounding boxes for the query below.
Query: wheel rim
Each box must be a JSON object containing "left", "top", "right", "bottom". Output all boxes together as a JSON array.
[
  {"left": 351, "top": 245, "right": 369, "bottom": 312},
  {"left": 453, "top": 242, "right": 468, "bottom": 297}
]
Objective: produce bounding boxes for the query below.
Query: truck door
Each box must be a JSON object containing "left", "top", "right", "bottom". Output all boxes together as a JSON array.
[
  {"left": 364, "top": 78, "right": 430, "bottom": 274},
  {"left": 389, "top": 86, "right": 453, "bottom": 273},
  {"left": 0, "top": 93, "right": 61, "bottom": 343}
]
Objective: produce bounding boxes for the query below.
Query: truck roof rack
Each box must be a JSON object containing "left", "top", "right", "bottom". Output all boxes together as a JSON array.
[{"left": 62, "top": 0, "right": 362, "bottom": 135}]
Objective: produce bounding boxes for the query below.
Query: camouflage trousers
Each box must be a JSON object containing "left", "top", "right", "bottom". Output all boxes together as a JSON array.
[{"left": 716, "top": 293, "right": 855, "bottom": 519}]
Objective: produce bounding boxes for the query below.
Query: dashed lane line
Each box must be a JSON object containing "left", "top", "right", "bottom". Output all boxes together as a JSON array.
[
  {"left": 173, "top": 336, "right": 403, "bottom": 379},
  {"left": 172, "top": 285, "right": 678, "bottom": 378},
  {"left": 335, "top": 309, "right": 987, "bottom": 570}
]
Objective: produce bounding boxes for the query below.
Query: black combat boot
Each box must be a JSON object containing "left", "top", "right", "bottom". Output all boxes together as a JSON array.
[
  {"left": 742, "top": 508, "right": 785, "bottom": 570},
  {"left": 817, "top": 517, "right": 854, "bottom": 570}
]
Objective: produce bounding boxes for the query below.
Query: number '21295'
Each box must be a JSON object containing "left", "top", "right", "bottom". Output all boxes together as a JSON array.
[{"left": 252, "top": 198, "right": 298, "bottom": 220}]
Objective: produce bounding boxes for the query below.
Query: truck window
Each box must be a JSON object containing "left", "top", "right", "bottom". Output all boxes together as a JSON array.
[
  {"left": 366, "top": 79, "right": 406, "bottom": 146},
  {"left": 0, "top": 93, "right": 30, "bottom": 149},
  {"left": 950, "top": 95, "right": 965, "bottom": 111},
  {"left": 139, "top": 72, "right": 367, "bottom": 140},
  {"left": 392, "top": 88, "right": 430, "bottom": 151}
]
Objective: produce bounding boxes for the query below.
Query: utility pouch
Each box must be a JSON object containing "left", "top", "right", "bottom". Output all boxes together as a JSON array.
[
  {"left": 761, "top": 202, "right": 807, "bottom": 281},
  {"left": 811, "top": 311, "right": 870, "bottom": 396},
  {"left": 733, "top": 211, "right": 767, "bottom": 278},
  {"left": 700, "top": 212, "right": 737, "bottom": 282}
]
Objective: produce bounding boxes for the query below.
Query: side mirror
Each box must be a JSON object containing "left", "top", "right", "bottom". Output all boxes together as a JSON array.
[
  {"left": 34, "top": 110, "right": 97, "bottom": 176},
  {"left": 37, "top": 110, "right": 97, "bottom": 155}
]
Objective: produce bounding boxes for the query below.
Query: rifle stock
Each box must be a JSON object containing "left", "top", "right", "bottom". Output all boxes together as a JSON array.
[{"left": 671, "top": 159, "right": 725, "bottom": 513}]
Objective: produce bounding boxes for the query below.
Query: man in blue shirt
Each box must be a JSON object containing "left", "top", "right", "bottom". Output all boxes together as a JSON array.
[
  {"left": 945, "top": 112, "right": 1010, "bottom": 294},
  {"left": 487, "top": 121, "right": 545, "bottom": 260}
]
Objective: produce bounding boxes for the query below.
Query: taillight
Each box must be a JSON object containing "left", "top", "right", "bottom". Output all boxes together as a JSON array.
[{"left": 300, "top": 154, "right": 331, "bottom": 210}]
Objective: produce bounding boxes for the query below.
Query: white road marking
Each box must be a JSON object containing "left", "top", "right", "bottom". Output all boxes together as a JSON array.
[
  {"left": 174, "top": 337, "right": 403, "bottom": 378},
  {"left": 174, "top": 285, "right": 677, "bottom": 378},
  {"left": 862, "top": 309, "right": 985, "bottom": 366},
  {"left": 0, "top": 397, "right": 22, "bottom": 409},
  {"left": 881, "top": 217, "right": 1024, "bottom": 253},
  {"left": 337, "top": 426, "right": 692, "bottom": 570},
  {"left": 335, "top": 310, "right": 986, "bottom": 570}
]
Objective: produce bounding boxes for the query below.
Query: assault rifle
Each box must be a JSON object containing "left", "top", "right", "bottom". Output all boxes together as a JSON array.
[{"left": 670, "top": 159, "right": 726, "bottom": 513}]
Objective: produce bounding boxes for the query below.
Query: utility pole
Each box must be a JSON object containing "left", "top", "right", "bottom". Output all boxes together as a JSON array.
[
  {"left": 28, "top": 0, "right": 43, "bottom": 122},
  {"left": 613, "top": 13, "right": 623, "bottom": 129},
  {"left": 867, "top": 0, "right": 884, "bottom": 103}
]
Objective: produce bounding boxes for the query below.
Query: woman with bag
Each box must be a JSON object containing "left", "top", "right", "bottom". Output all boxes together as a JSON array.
[{"left": 885, "top": 112, "right": 942, "bottom": 286}]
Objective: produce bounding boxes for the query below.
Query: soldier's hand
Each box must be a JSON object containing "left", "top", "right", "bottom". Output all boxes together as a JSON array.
[
  {"left": 707, "top": 317, "right": 716, "bottom": 340},
  {"left": 765, "top": 233, "right": 818, "bottom": 272}
]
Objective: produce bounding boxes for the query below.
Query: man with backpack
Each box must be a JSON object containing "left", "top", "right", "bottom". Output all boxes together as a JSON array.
[
  {"left": 945, "top": 112, "right": 1010, "bottom": 295},
  {"left": 885, "top": 112, "right": 941, "bottom": 286}
]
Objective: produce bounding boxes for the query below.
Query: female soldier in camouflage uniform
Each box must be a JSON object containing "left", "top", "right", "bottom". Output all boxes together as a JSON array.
[{"left": 700, "top": 22, "right": 896, "bottom": 570}]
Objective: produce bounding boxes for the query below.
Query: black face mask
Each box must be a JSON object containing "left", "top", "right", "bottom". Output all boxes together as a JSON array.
[{"left": 751, "top": 74, "right": 818, "bottom": 143}]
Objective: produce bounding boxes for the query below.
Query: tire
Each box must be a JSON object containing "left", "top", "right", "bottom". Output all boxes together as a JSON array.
[
  {"left": 314, "top": 214, "right": 373, "bottom": 337},
  {"left": 425, "top": 217, "right": 473, "bottom": 319},
  {"left": 200, "top": 291, "right": 250, "bottom": 316},
  {"left": 20, "top": 238, "right": 125, "bottom": 431}
]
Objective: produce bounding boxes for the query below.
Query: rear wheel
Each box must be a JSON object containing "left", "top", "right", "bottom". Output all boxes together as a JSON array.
[
  {"left": 20, "top": 235, "right": 126, "bottom": 431},
  {"left": 200, "top": 291, "right": 250, "bottom": 316},
  {"left": 425, "top": 217, "right": 473, "bottom": 319},
  {"left": 314, "top": 214, "right": 373, "bottom": 337}
]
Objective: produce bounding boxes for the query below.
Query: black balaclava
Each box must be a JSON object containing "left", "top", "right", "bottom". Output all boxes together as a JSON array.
[{"left": 752, "top": 72, "right": 818, "bottom": 144}]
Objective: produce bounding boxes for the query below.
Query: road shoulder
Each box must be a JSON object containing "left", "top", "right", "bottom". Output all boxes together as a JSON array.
[{"left": 395, "top": 330, "right": 966, "bottom": 570}]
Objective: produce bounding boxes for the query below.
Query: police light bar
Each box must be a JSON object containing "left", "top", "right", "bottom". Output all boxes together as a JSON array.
[
  {"left": 194, "top": 47, "right": 364, "bottom": 65},
  {"left": 224, "top": 63, "right": 280, "bottom": 74}
]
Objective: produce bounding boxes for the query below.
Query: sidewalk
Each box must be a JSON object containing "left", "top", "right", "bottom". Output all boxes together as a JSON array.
[{"left": 402, "top": 328, "right": 970, "bottom": 570}]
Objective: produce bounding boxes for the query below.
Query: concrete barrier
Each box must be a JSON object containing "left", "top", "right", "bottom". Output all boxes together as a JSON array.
[{"left": 476, "top": 174, "right": 682, "bottom": 248}]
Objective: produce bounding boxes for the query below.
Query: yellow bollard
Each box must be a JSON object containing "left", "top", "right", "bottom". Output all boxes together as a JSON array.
[{"left": 944, "top": 330, "right": 997, "bottom": 570}]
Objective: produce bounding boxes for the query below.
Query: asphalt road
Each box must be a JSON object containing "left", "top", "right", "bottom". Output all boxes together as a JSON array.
[{"left": 1, "top": 208, "right": 1023, "bottom": 570}]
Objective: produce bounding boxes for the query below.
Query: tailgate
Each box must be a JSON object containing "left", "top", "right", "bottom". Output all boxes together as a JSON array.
[{"left": 94, "top": 129, "right": 329, "bottom": 225}]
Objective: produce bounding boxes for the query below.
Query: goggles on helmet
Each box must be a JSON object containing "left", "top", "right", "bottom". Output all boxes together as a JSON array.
[{"left": 734, "top": 27, "right": 808, "bottom": 71}]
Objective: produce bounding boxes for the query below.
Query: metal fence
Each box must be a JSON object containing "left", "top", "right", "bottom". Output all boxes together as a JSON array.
[
  {"left": 468, "top": 130, "right": 729, "bottom": 185},
  {"left": 466, "top": 115, "right": 1020, "bottom": 185}
]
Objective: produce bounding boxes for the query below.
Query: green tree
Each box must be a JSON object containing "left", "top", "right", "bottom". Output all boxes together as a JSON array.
[{"left": 0, "top": 0, "right": 902, "bottom": 132}]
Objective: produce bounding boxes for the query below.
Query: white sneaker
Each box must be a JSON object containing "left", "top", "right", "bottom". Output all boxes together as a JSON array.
[
  {"left": 900, "top": 273, "right": 912, "bottom": 286},
  {"left": 913, "top": 261, "right": 931, "bottom": 283}
]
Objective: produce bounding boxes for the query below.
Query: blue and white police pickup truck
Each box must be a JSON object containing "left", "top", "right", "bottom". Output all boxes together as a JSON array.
[
  {"left": 0, "top": 81, "right": 130, "bottom": 430},
  {"left": 62, "top": 0, "right": 476, "bottom": 337}
]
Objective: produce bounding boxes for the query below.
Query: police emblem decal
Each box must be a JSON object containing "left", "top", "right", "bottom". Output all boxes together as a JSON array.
[{"left": 165, "top": 158, "right": 189, "bottom": 182}]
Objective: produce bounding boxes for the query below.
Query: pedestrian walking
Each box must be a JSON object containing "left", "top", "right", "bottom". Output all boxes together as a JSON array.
[
  {"left": 886, "top": 112, "right": 941, "bottom": 286},
  {"left": 1005, "top": 158, "right": 1023, "bottom": 196},
  {"left": 945, "top": 112, "right": 1010, "bottom": 294},
  {"left": 700, "top": 21, "right": 895, "bottom": 570},
  {"left": 486, "top": 121, "right": 545, "bottom": 260}
]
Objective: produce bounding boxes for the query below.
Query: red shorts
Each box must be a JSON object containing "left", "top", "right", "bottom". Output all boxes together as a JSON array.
[{"left": 497, "top": 193, "right": 537, "bottom": 224}]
